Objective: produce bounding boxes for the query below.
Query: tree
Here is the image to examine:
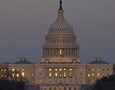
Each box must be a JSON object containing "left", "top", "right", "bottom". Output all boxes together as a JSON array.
[
  {"left": 93, "top": 75, "right": 115, "bottom": 90},
  {"left": 0, "top": 79, "right": 25, "bottom": 90}
]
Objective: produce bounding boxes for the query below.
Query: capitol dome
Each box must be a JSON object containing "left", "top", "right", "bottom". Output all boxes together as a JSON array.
[
  {"left": 41, "top": 0, "right": 80, "bottom": 63},
  {"left": 48, "top": 19, "right": 74, "bottom": 34}
]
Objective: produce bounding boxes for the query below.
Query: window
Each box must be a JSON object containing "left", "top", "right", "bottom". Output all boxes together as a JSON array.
[
  {"left": 92, "top": 80, "right": 95, "bottom": 83},
  {"left": 69, "top": 87, "right": 71, "bottom": 90},
  {"left": 103, "top": 73, "right": 105, "bottom": 77},
  {"left": 64, "top": 72, "right": 66, "bottom": 78},
  {"left": 32, "top": 80, "right": 34, "bottom": 83},
  {"left": 39, "top": 80, "right": 42, "bottom": 83},
  {"left": 59, "top": 87, "right": 62, "bottom": 90},
  {"left": 69, "top": 68, "right": 73, "bottom": 78},
  {"left": 55, "top": 68, "right": 58, "bottom": 71},
  {"left": 22, "top": 69, "right": 24, "bottom": 71},
  {"left": 88, "top": 74, "right": 90, "bottom": 77},
  {"left": 69, "top": 72, "right": 72, "bottom": 78},
  {"left": 97, "top": 69, "right": 100, "bottom": 71},
  {"left": 54, "top": 87, "right": 56, "bottom": 90},
  {"left": 69, "top": 68, "right": 72, "bottom": 71},
  {"left": 12, "top": 68, "right": 15, "bottom": 71},
  {"left": 59, "top": 73, "right": 62, "bottom": 78},
  {"left": 97, "top": 72, "right": 100, "bottom": 78},
  {"left": 49, "top": 68, "right": 52, "bottom": 71},
  {"left": 32, "top": 74, "right": 34, "bottom": 77},
  {"left": 12, "top": 74, "right": 15, "bottom": 77},
  {"left": 64, "top": 87, "right": 66, "bottom": 90},
  {"left": 74, "top": 87, "right": 76, "bottom": 90},
  {"left": 49, "top": 87, "right": 52, "bottom": 90},
  {"left": 92, "top": 73, "right": 94, "bottom": 77},
  {"left": 1, "top": 74, "right": 3, "bottom": 77},
  {"left": 22, "top": 72, "right": 24, "bottom": 77},
  {"left": 80, "top": 73, "right": 82, "bottom": 76},
  {"left": 49, "top": 72, "right": 52, "bottom": 78},
  {"left": 64, "top": 68, "right": 66, "bottom": 71},
  {"left": 17, "top": 74, "right": 19, "bottom": 77},
  {"left": 59, "top": 68, "right": 62, "bottom": 71},
  {"left": 92, "top": 68, "right": 94, "bottom": 71},
  {"left": 55, "top": 72, "right": 58, "bottom": 77}
]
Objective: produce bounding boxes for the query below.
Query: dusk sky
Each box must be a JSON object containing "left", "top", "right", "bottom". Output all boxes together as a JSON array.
[{"left": 0, "top": 0, "right": 115, "bottom": 63}]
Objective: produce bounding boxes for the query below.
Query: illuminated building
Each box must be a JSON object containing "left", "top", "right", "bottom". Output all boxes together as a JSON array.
[{"left": 0, "top": 0, "right": 114, "bottom": 90}]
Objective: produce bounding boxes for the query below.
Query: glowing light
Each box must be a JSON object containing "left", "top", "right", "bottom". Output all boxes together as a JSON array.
[
  {"left": 64, "top": 68, "right": 66, "bottom": 71},
  {"left": 92, "top": 68, "right": 94, "bottom": 71},
  {"left": 32, "top": 74, "right": 34, "bottom": 77},
  {"left": 92, "top": 80, "right": 95, "bottom": 83},
  {"left": 12, "top": 74, "right": 15, "bottom": 77},
  {"left": 55, "top": 72, "right": 58, "bottom": 77},
  {"left": 97, "top": 72, "right": 100, "bottom": 77},
  {"left": 59, "top": 73, "right": 62, "bottom": 77},
  {"left": 64, "top": 72, "right": 66, "bottom": 78},
  {"left": 92, "top": 73, "right": 94, "bottom": 77},
  {"left": 49, "top": 68, "right": 52, "bottom": 71},
  {"left": 103, "top": 73, "right": 105, "bottom": 76},
  {"left": 17, "top": 74, "right": 19, "bottom": 77},
  {"left": 59, "top": 68, "right": 62, "bottom": 71},
  {"left": 55, "top": 68, "right": 58, "bottom": 71},
  {"left": 39, "top": 80, "right": 42, "bottom": 83},
  {"left": 88, "top": 74, "right": 90, "bottom": 77},
  {"left": 49, "top": 72, "right": 52, "bottom": 78},
  {"left": 12, "top": 68, "right": 15, "bottom": 71},
  {"left": 1, "top": 74, "right": 3, "bottom": 77},
  {"left": 22, "top": 69, "right": 24, "bottom": 71},
  {"left": 97, "top": 69, "right": 100, "bottom": 71},
  {"left": 69, "top": 72, "right": 72, "bottom": 78},
  {"left": 22, "top": 72, "right": 25, "bottom": 77},
  {"left": 32, "top": 80, "right": 34, "bottom": 83},
  {"left": 69, "top": 68, "right": 72, "bottom": 71},
  {"left": 60, "top": 49, "right": 62, "bottom": 56},
  {"left": 1, "top": 69, "right": 3, "bottom": 71}
]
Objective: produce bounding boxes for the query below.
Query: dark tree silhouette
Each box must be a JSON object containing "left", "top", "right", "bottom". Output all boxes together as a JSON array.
[
  {"left": 0, "top": 79, "right": 25, "bottom": 90},
  {"left": 93, "top": 75, "right": 115, "bottom": 90}
]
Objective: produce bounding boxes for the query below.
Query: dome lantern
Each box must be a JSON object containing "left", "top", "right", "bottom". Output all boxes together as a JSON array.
[{"left": 57, "top": 0, "right": 64, "bottom": 20}]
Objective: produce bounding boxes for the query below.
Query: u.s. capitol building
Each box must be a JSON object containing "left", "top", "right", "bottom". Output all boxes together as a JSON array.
[{"left": 0, "top": 0, "right": 114, "bottom": 90}]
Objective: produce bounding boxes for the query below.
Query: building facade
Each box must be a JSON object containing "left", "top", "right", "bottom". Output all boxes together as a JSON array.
[
  {"left": 113, "top": 64, "right": 115, "bottom": 75},
  {"left": 0, "top": 0, "right": 114, "bottom": 90}
]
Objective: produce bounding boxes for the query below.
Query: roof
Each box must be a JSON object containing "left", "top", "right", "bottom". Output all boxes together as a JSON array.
[
  {"left": 2, "top": 62, "right": 11, "bottom": 64},
  {"left": 89, "top": 60, "right": 109, "bottom": 64},
  {"left": 89, "top": 57, "right": 109, "bottom": 64},
  {"left": 41, "top": 62, "right": 81, "bottom": 64},
  {"left": 14, "top": 60, "right": 33, "bottom": 64},
  {"left": 14, "top": 58, "right": 33, "bottom": 64}
]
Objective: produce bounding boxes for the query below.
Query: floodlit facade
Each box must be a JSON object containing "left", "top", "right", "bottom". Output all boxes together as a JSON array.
[
  {"left": 113, "top": 64, "right": 115, "bottom": 75},
  {"left": 0, "top": 58, "right": 35, "bottom": 84},
  {"left": 0, "top": 0, "right": 114, "bottom": 90}
]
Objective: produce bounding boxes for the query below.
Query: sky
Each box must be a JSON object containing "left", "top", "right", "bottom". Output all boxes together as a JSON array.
[{"left": 0, "top": 0, "right": 115, "bottom": 63}]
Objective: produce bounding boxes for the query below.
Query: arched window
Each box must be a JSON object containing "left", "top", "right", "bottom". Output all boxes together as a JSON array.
[
  {"left": 54, "top": 87, "right": 56, "bottom": 90},
  {"left": 58, "top": 87, "right": 62, "bottom": 90},
  {"left": 69, "top": 87, "right": 71, "bottom": 90},
  {"left": 49, "top": 87, "right": 52, "bottom": 90},
  {"left": 64, "top": 87, "right": 66, "bottom": 90},
  {"left": 44, "top": 87, "right": 47, "bottom": 90},
  {"left": 74, "top": 87, "right": 76, "bottom": 90}
]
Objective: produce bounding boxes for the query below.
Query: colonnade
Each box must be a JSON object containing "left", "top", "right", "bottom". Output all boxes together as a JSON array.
[{"left": 43, "top": 48, "right": 79, "bottom": 57}]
